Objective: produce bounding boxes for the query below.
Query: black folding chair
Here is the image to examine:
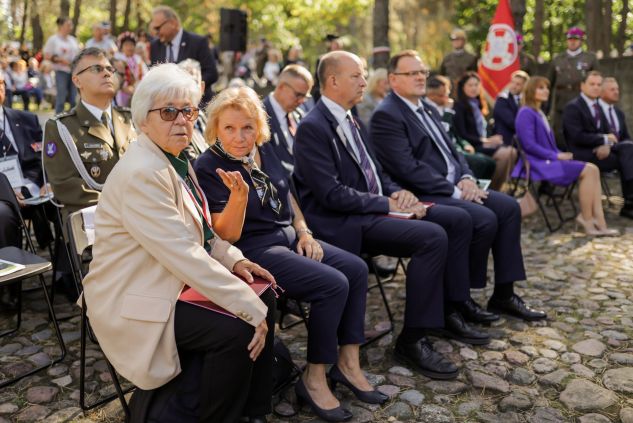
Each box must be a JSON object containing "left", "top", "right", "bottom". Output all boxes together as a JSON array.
[
  {"left": 510, "top": 136, "right": 577, "bottom": 232},
  {"left": 0, "top": 173, "right": 67, "bottom": 388},
  {"left": 66, "top": 208, "right": 132, "bottom": 418}
]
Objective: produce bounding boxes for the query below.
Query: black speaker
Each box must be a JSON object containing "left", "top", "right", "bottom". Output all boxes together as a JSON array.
[{"left": 219, "top": 8, "right": 247, "bottom": 52}]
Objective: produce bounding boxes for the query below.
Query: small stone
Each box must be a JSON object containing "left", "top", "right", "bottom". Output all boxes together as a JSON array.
[
  {"left": 467, "top": 370, "right": 510, "bottom": 393},
  {"left": 460, "top": 347, "right": 478, "bottom": 360},
  {"left": 600, "top": 330, "right": 628, "bottom": 340},
  {"left": 0, "top": 343, "right": 21, "bottom": 354},
  {"left": 578, "top": 413, "right": 612, "bottom": 423},
  {"left": 384, "top": 401, "right": 413, "bottom": 420},
  {"left": 535, "top": 327, "right": 564, "bottom": 340},
  {"left": 561, "top": 352, "right": 581, "bottom": 364},
  {"left": 539, "top": 348, "right": 558, "bottom": 359},
  {"left": 532, "top": 357, "right": 558, "bottom": 374},
  {"left": 386, "top": 374, "right": 415, "bottom": 388},
  {"left": 610, "top": 353, "right": 633, "bottom": 365},
  {"left": 377, "top": 384, "right": 400, "bottom": 398},
  {"left": 31, "top": 329, "right": 52, "bottom": 342},
  {"left": 482, "top": 351, "right": 504, "bottom": 361},
  {"left": 61, "top": 331, "right": 81, "bottom": 344},
  {"left": 487, "top": 339, "right": 508, "bottom": 351},
  {"left": 602, "top": 367, "right": 633, "bottom": 394},
  {"left": 42, "top": 407, "right": 82, "bottom": 423},
  {"left": 587, "top": 359, "right": 608, "bottom": 369},
  {"left": 25, "top": 386, "right": 59, "bottom": 404},
  {"left": 543, "top": 339, "right": 566, "bottom": 351},
  {"left": 509, "top": 367, "right": 536, "bottom": 385},
  {"left": 527, "top": 406, "right": 566, "bottom": 423},
  {"left": 15, "top": 345, "right": 41, "bottom": 356},
  {"left": 3, "top": 362, "right": 33, "bottom": 377},
  {"left": 425, "top": 380, "right": 467, "bottom": 394},
  {"left": 504, "top": 350, "right": 529, "bottom": 365},
  {"left": 621, "top": 407, "right": 633, "bottom": 423},
  {"left": 399, "top": 389, "right": 424, "bottom": 406},
  {"left": 539, "top": 369, "right": 572, "bottom": 388},
  {"left": 559, "top": 379, "right": 618, "bottom": 411},
  {"left": 433, "top": 340, "right": 453, "bottom": 353},
  {"left": 365, "top": 348, "right": 384, "bottom": 365},
  {"left": 388, "top": 366, "right": 412, "bottom": 377},
  {"left": 365, "top": 372, "right": 386, "bottom": 386},
  {"left": 520, "top": 346, "right": 539, "bottom": 357},
  {"left": 14, "top": 405, "right": 50, "bottom": 421},
  {"left": 47, "top": 364, "right": 68, "bottom": 377},
  {"left": 477, "top": 411, "right": 521, "bottom": 423},
  {"left": 571, "top": 364, "right": 595, "bottom": 378},
  {"left": 572, "top": 339, "right": 606, "bottom": 357},
  {"left": 27, "top": 352, "right": 51, "bottom": 367},
  {"left": 417, "top": 404, "right": 455, "bottom": 423},
  {"left": 457, "top": 400, "right": 482, "bottom": 416},
  {"left": 0, "top": 403, "right": 18, "bottom": 414},
  {"left": 51, "top": 375, "right": 72, "bottom": 387},
  {"left": 499, "top": 392, "right": 532, "bottom": 412}
]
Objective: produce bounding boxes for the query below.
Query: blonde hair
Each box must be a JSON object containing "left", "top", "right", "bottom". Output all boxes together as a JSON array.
[
  {"left": 367, "top": 68, "right": 388, "bottom": 97},
  {"left": 204, "top": 86, "right": 270, "bottom": 146}
]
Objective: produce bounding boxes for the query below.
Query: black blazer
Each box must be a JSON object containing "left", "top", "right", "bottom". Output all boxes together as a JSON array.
[
  {"left": 562, "top": 96, "right": 610, "bottom": 161},
  {"left": 453, "top": 100, "right": 485, "bottom": 149},
  {"left": 370, "top": 93, "right": 473, "bottom": 197},
  {"left": 263, "top": 95, "right": 304, "bottom": 179},
  {"left": 150, "top": 30, "right": 218, "bottom": 103},
  {"left": 3, "top": 108, "right": 44, "bottom": 187},
  {"left": 293, "top": 100, "right": 401, "bottom": 255},
  {"left": 493, "top": 93, "right": 519, "bottom": 146},
  {"left": 612, "top": 105, "right": 631, "bottom": 141}
]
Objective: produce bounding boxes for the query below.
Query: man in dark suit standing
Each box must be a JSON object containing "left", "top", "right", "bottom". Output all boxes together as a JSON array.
[
  {"left": 563, "top": 71, "right": 633, "bottom": 219},
  {"left": 263, "top": 64, "right": 312, "bottom": 179},
  {"left": 493, "top": 70, "right": 529, "bottom": 146},
  {"left": 149, "top": 5, "right": 218, "bottom": 105},
  {"left": 370, "top": 50, "right": 546, "bottom": 322},
  {"left": 294, "top": 51, "right": 491, "bottom": 380}
]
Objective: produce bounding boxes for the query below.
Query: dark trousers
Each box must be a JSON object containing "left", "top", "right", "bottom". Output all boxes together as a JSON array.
[
  {"left": 0, "top": 202, "right": 21, "bottom": 248},
  {"left": 361, "top": 216, "right": 448, "bottom": 329},
  {"left": 134, "top": 290, "right": 276, "bottom": 423},
  {"left": 423, "top": 190, "right": 526, "bottom": 289},
  {"left": 587, "top": 142, "right": 633, "bottom": 199},
  {"left": 246, "top": 236, "right": 367, "bottom": 364}
]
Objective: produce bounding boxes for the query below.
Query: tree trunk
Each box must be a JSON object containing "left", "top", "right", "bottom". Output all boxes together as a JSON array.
[
  {"left": 121, "top": 0, "right": 132, "bottom": 32},
  {"left": 601, "top": 0, "right": 612, "bottom": 56},
  {"left": 531, "top": 0, "right": 544, "bottom": 58},
  {"left": 615, "top": 0, "right": 629, "bottom": 55},
  {"left": 510, "top": 0, "right": 526, "bottom": 34},
  {"left": 372, "top": 0, "right": 390, "bottom": 69},
  {"left": 30, "top": 0, "right": 43, "bottom": 51},
  {"left": 135, "top": 0, "right": 144, "bottom": 31},
  {"left": 72, "top": 0, "right": 81, "bottom": 36},
  {"left": 109, "top": 0, "right": 116, "bottom": 35},
  {"left": 585, "top": 0, "right": 601, "bottom": 52},
  {"left": 60, "top": 0, "right": 70, "bottom": 17},
  {"left": 18, "top": 0, "right": 29, "bottom": 44}
]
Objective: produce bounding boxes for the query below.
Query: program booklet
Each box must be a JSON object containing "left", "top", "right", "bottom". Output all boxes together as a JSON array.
[{"left": 0, "top": 259, "right": 25, "bottom": 277}]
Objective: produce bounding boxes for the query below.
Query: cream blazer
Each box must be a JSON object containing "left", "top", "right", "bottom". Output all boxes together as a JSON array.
[{"left": 82, "top": 133, "right": 268, "bottom": 390}]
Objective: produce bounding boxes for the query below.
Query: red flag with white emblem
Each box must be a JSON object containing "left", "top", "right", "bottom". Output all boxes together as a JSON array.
[{"left": 478, "top": 0, "right": 520, "bottom": 100}]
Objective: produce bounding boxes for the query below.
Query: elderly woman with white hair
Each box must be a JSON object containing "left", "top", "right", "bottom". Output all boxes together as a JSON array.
[{"left": 81, "top": 63, "right": 276, "bottom": 423}]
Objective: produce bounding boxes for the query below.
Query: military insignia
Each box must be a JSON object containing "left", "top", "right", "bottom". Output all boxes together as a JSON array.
[
  {"left": 30, "top": 142, "right": 42, "bottom": 152},
  {"left": 45, "top": 141, "right": 58, "bottom": 157},
  {"left": 80, "top": 151, "right": 92, "bottom": 160},
  {"left": 100, "top": 149, "right": 110, "bottom": 160},
  {"left": 84, "top": 143, "right": 101, "bottom": 149},
  {"left": 90, "top": 165, "right": 101, "bottom": 178}
]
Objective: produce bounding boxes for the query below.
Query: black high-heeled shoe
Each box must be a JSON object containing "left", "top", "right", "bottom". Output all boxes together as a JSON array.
[
  {"left": 328, "top": 365, "right": 389, "bottom": 405},
  {"left": 294, "top": 378, "right": 353, "bottom": 422}
]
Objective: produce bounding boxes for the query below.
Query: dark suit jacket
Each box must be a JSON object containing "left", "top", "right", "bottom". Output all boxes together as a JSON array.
[
  {"left": 562, "top": 96, "right": 610, "bottom": 161},
  {"left": 493, "top": 93, "right": 519, "bottom": 146},
  {"left": 3, "top": 108, "right": 44, "bottom": 187},
  {"left": 263, "top": 95, "right": 303, "bottom": 178},
  {"left": 370, "top": 93, "right": 473, "bottom": 197},
  {"left": 293, "top": 100, "right": 401, "bottom": 255},
  {"left": 150, "top": 30, "right": 218, "bottom": 103},
  {"left": 453, "top": 100, "right": 484, "bottom": 149},
  {"left": 612, "top": 105, "right": 631, "bottom": 141}
]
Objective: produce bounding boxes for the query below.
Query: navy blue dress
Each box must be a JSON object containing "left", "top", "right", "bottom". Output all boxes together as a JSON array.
[{"left": 194, "top": 143, "right": 368, "bottom": 363}]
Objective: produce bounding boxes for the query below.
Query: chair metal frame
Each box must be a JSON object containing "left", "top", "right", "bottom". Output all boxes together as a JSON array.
[
  {"left": 510, "top": 136, "right": 578, "bottom": 232},
  {"left": 66, "top": 209, "right": 132, "bottom": 418}
]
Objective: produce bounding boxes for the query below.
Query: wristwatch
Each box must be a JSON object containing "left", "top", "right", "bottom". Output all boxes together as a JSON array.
[{"left": 460, "top": 174, "right": 477, "bottom": 182}]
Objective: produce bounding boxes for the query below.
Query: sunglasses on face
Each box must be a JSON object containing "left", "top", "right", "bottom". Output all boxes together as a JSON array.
[
  {"left": 148, "top": 106, "right": 200, "bottom": 122},
  {"left": 75, "top": 64, "right": 116, "bottom": 76}
]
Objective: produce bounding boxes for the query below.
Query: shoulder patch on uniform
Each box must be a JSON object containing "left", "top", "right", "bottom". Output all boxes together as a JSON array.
[
  {"left": 45, "top": 141, "right": 58, "bottom": 157},
  {"left": 52, "top": 110, "right": 76, "bottom": 121}
]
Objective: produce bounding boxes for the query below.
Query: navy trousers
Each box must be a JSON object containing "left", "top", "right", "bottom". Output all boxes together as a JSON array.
[
  {"left": 423, "top": 190, "right": 526, "bottom": 288},
  {"left": 245, "top": 233, "right": 368, "bottom": 364},
  {"left": 360, "top": 216, "right": 448, "bottom": 329}
]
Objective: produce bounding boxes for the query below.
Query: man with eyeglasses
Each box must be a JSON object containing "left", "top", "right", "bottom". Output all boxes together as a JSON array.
[
  {"left": 149, "top": 5, "right": 218, "bottom": 105},
  {"left": 370, "top": 50, "right": 546, "bottom": 323},
  {"left": 263, "top": 64, "right": 313, "bottom": 179},
  {"left": 43, "top": 47, "right": 135, "bottom": 222}
]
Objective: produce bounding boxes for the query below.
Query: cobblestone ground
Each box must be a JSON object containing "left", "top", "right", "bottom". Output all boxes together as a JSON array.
[{"left": 1, "top": 189, "right": 633, "bottom": 423}]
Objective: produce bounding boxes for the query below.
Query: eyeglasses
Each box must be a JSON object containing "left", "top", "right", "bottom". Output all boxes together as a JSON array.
[
  {"left": 392, "top": 69, "right": 430, "bottom": 78},
  {"left": 148, "top": 106, "right": 200, "bottom": 122},
  {"left": 152, "top": 20, "right": 169, "bottom": 33},
  {"left": 283, "top": 82, "right": 310, "bottom": 100},
  {"left": 75, "top": 64, "right": 116, "bottom": 76}
]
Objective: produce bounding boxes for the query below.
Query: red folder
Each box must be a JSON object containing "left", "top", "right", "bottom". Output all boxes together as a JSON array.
[{"left": 178, "top": 275, "right": 273, "bottom": 318}]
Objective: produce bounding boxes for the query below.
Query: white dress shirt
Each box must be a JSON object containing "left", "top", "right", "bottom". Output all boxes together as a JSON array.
[
  {"left": 168, "top": 29, "right": 184, "bottom": 62},
  {"left": 268, "top": 93, "right": 293, "bottom": 149},
  {"left": 82, "top": 100, "right": 113, "bottom": 133},
  {"left": 580, "top": 93, "right": 609, "bottom": 144},
  {"left": 599, "top": 99, "right": 619, "bottom": 136}
]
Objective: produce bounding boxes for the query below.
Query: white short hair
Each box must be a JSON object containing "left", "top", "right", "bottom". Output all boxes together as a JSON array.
[
  {"left": 131, "top": 63, "right": 201, "bottom": 128},
  {"left": 177, "top": 59, "right": 202, "bottom": 85}
]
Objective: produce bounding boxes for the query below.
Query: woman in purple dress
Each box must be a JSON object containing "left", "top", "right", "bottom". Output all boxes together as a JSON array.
[{"left": 512, "top": 76, "right": 617, "bottom": 236}]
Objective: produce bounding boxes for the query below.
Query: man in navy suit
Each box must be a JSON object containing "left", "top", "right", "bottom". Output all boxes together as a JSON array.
[
  {"left": 563, "top": 71, "right": 633, "bottom": 219},
  {"left": 263, "top": 64, "right": 312, "bottom": 179},
  {"left": 370, "top": 50, "right": 546, "bottom": 322},
  {"left": 294, "top": 51, "right": 492, "bottom": 380},
  {"left": 149, "top": 5, "right": 218, "bottom": 105},
  {"left": 493, "top": 70, "right": 529, "bottom": 146},
  {"left": 599, "top": 77, "right": 631, "bottom": 143}
]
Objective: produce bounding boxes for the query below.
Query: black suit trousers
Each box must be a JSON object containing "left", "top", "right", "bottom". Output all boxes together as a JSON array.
[
  {"left": 422, "top": 191, "right": 526, "bottom": 288},
  {"left": 589, "top": 142, "right": 633, "bottom": 190}
]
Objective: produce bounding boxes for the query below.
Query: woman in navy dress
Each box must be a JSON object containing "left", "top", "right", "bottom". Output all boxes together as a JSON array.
[
  {"left": 453, "top": 71, "right": 517, "bottom": 190},
  {"left": 194, "top": 87, "right": 388, "bottom": 422},
  {"left": 512, "top": 76, "right": 617, "bottom": 236}
]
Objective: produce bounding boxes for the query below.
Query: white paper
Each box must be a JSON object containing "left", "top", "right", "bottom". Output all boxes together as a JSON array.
[
  {"left": 0, "top": 259, "right": 25, "bottom": 277},
  {"left": 0, "top": 156, "right": 25, "bottom": 188}
]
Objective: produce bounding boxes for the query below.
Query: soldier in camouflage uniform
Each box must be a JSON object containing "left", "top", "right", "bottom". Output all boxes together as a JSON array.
[
  {"left": 548, "top": 27, "right": 599, "bottom": 148},
  {"left": 43, "top": 47, "right": 135, "bottom": 222},
  {"left": 439, "top": 29, "right": 478, "bottom": 96}
]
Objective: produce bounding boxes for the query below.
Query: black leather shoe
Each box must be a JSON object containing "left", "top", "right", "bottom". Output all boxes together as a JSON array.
[
  {"left": 487, "top": 294, "right": 547, "bottom": 321},
  {"left": 427, "top": 312, "right": 491, "bottom": 345},
  {"left": 394, "top": 336, "right": 458, "bottom": 380},
  {"left": 295, "top": 378, "right": 352, "bottom": 422},
  {"left": 328, "top": 365, "right": 388, "bottom": 405},
  {"left": 620, "top": 206, "right": 633, "bottom": 219},
  {"left": 455, "top": 299, "right": 500, "bottom": 324}
]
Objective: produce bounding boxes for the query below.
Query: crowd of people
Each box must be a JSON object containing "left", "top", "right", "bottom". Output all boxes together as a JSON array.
[{"left": 1, "top": 6, "right": 633, "bottom": 423}]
